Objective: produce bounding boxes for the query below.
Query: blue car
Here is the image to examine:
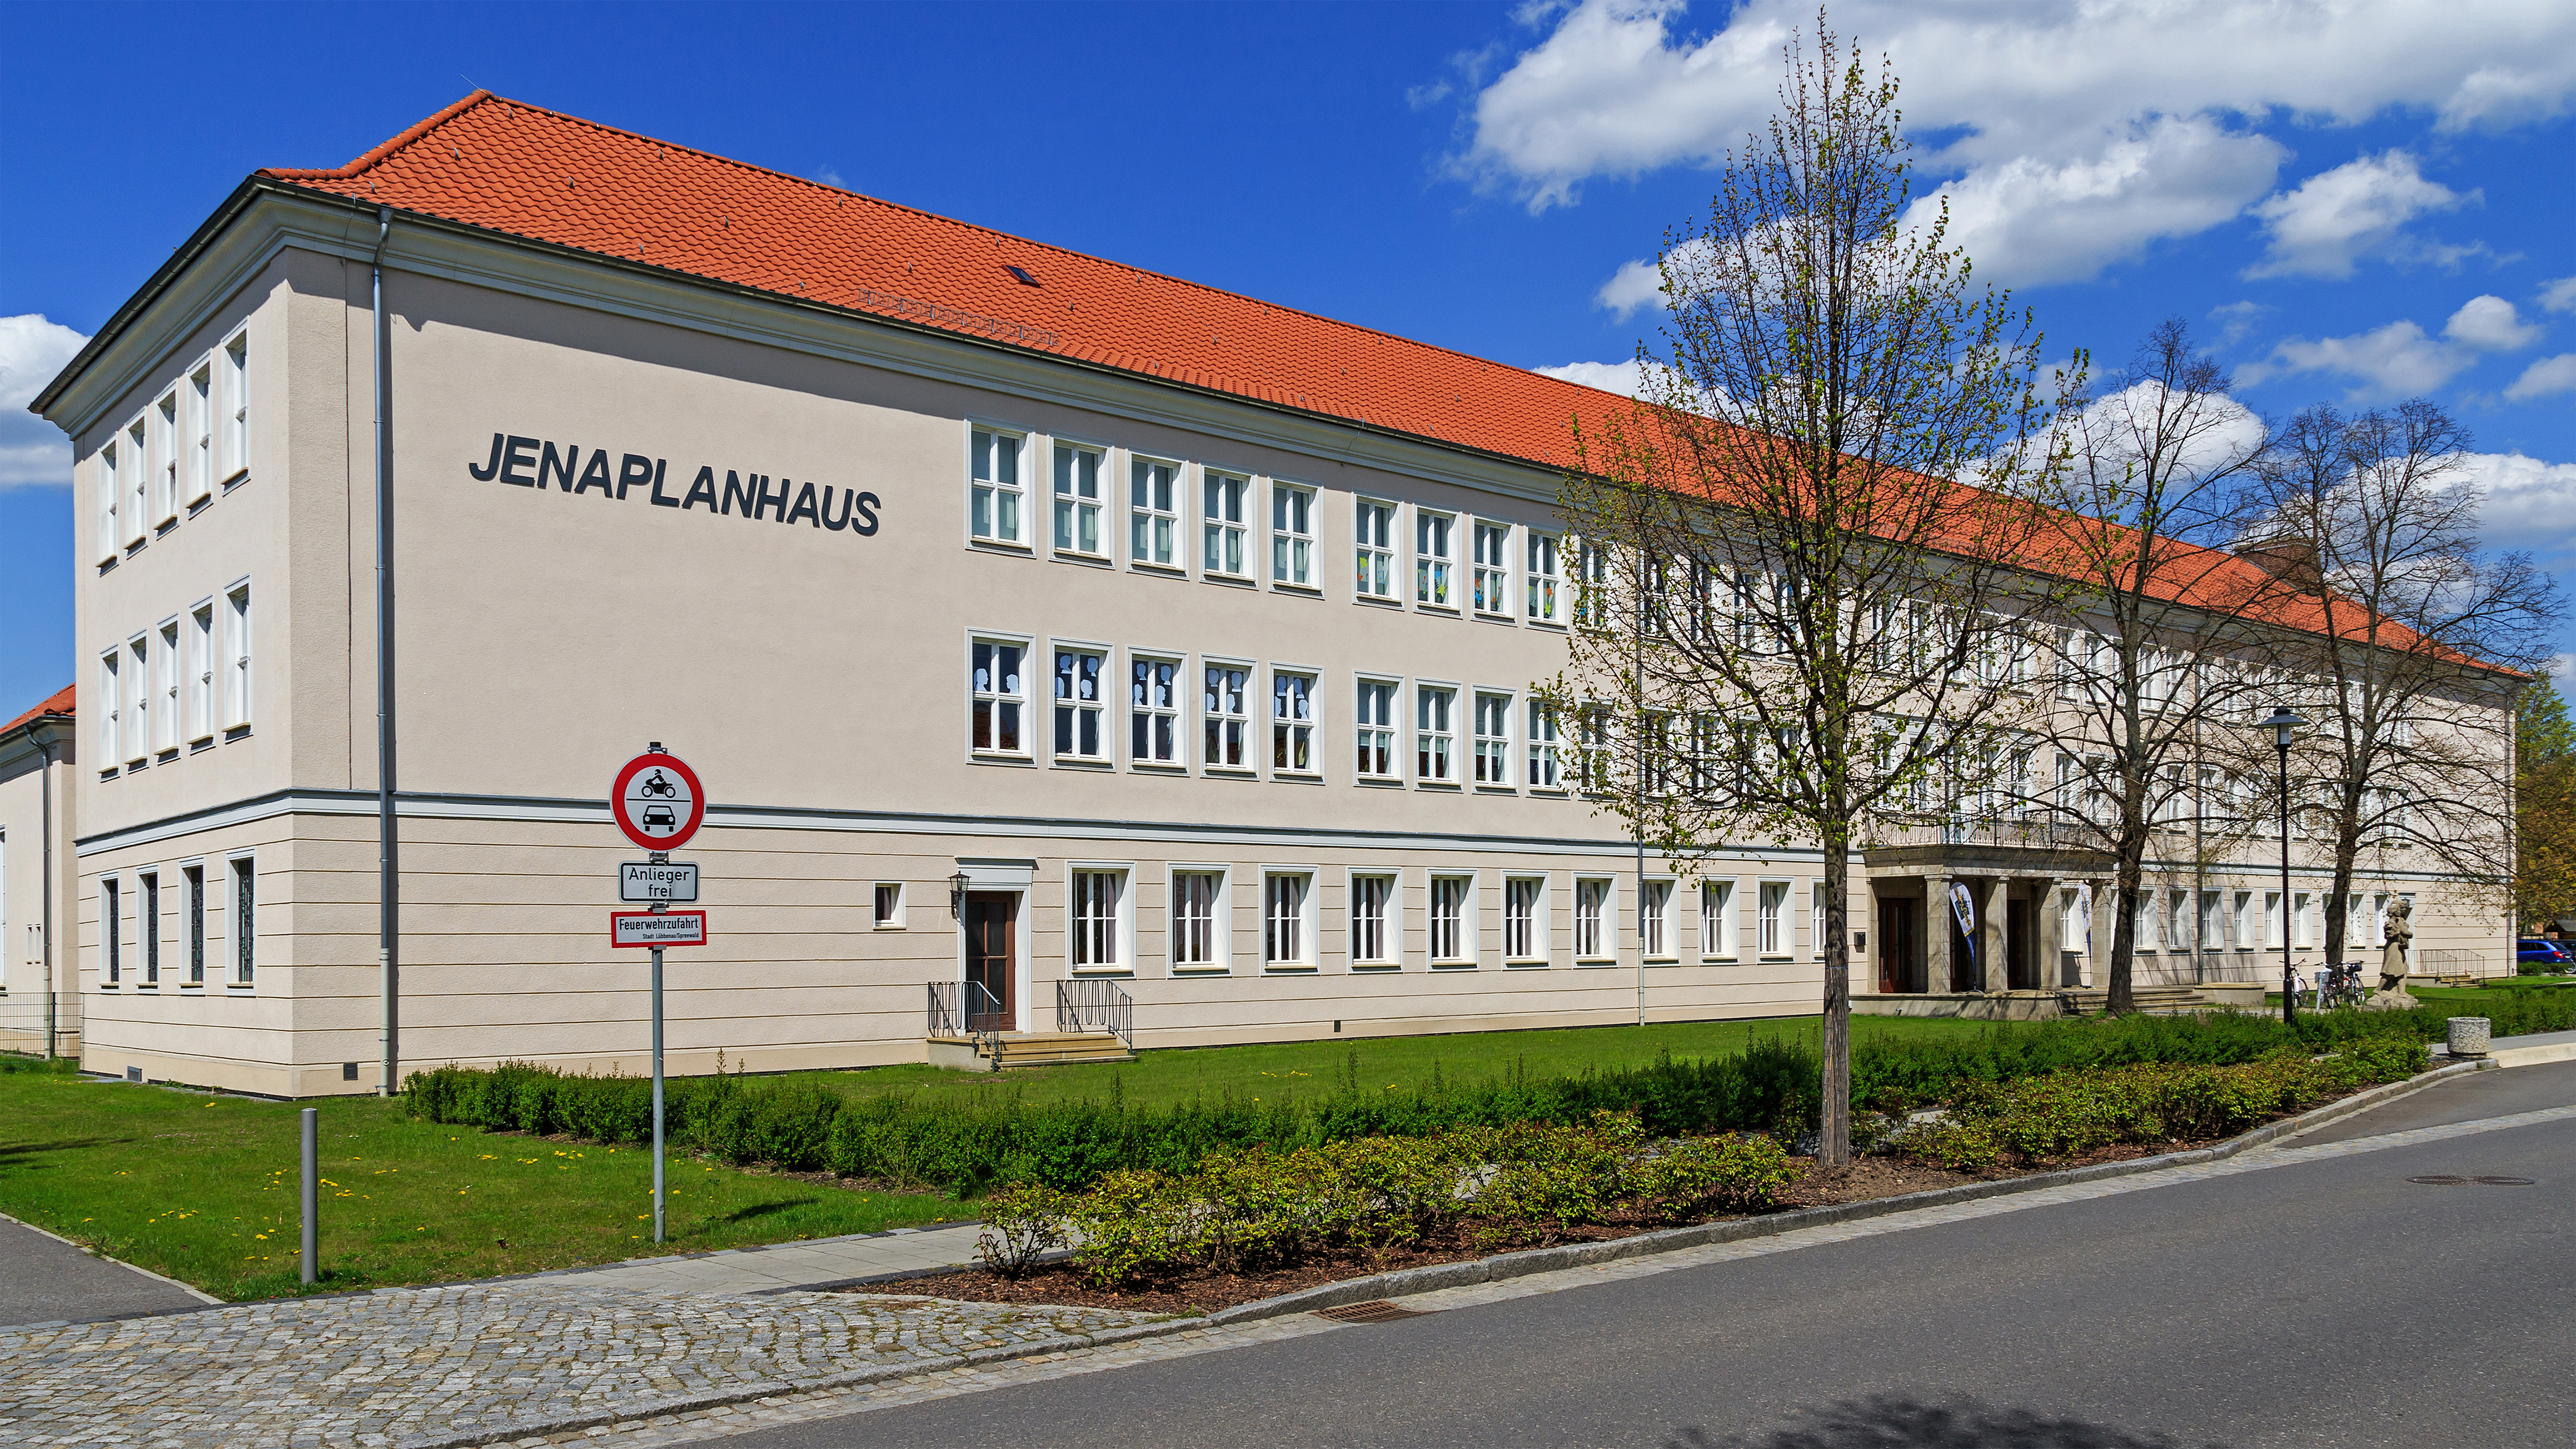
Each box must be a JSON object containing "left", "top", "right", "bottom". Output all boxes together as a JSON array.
[{"left": 2518, "top": 938, "right": 2572, "bottom": 969}]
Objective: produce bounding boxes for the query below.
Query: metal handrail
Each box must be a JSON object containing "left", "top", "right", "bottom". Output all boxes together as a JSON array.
[
  {"left": 928, "top": 980, "right": 1006, "bottom": 1062},
  {"left": 1056, "top": 977, "right": 1133, "bottom": 1050}
]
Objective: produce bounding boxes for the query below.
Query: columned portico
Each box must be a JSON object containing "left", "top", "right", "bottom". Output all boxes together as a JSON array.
[{"left": 1857, "top": 841, "right": 2111, "bottom": 1019}]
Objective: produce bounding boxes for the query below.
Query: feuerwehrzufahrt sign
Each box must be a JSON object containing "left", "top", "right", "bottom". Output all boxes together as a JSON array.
[{"left": 611, "top": 910, "right": 708, "bottom": 948}]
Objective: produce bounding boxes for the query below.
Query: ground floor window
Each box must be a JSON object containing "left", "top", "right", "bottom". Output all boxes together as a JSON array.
[
  {"left": 1173, "top": 870, "right": 1223, "bottom": 969},
  {"left": 1575, "top": 877, "right": 1611, "bottom": 960},
  {"left": 1430, "top": 876, "right": 1472, "bottom": 964},
  {"left": 231, "top": 856, "right": 255, "bottom": 982},
  {"left": 1504, "top": 877, "right": 1544, "bottom": 962},
  {"left": 102, "top": 876, "right": 120, "bottom": 985},
  {"left": 1264, "top": 873, "right": 1310, "bottom": 967},
  {"left": 1641, "top": 880, "right": 1670, "bottom": 959},
  {"left": 1350, "top": 874, "right": 1395, "bottom": 965},
  {"left": 1071, "top": 870, "right": 1123, "bottom": 969},
  {"left": 140, "top": 871, "right": 160, "bottom": 984},
  {"left": 185, "top": 865, "right": 206, "bottom": 983},
  {"left": 873, "top": 882, "right": 903, "bottom": 927},
  {"left": 1701, "top": 880, "right": 1735, "bottom": 959},
  {"left": 1759, "top": 881, "right": 1789, "bottom": 957}
]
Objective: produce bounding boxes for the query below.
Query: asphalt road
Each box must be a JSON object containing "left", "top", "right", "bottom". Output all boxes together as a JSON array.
[
  {"left": 0, "top": 1212, "right": 208, "bottom": 1329},
  {"left": 730, "top": 1064, "right": 2576, "bottom": 1449}
]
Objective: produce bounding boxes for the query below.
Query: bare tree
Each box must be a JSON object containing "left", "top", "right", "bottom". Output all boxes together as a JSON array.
[
  {"left": 1547, "top": 22, "right": 2074, "bottom": 1166},
  {"left": 2030, "top": 320, "right": 2281, "bottom": 1012},
  {"left": 2250, "top": 401, "right": 2561, "bottom": 971}
]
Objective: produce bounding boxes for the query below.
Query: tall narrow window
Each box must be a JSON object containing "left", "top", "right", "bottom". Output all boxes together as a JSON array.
[
  {"left": 1264, "top": 873, "right": 1308, "bottom": 966},
  {"left": 1575, "top": 879, "right": 1609, "bottom": 959},
  {"left": 1130, "top": 457, "right": 1179, "bottom": 567},
  {"left": 97, "top": 650, "right": 119, "bottom": 774},
  {"left": 1415, "top": 686, "right": 1455, "bottom": 783},
  {"left": 2265, "top": 891, "right": 2283, "bottom": 948},
  {"left": 1526, "top": 532, "right": 1562, "bottom": 624},
  {"left": 1473, "top": 693, "right": 1512, "bottom": 785},
  {"left": 2232, "top": 890, "right": 2255, "bottom": 949},
  {"left": 1812, "top": 882, "right": 1829, "bottom": 958},
  {"left": 1271, "top": 671, "right": 1316, "bottom": 774},
  {"left": 1354, "top": 500, "right": 1395, "bottom": 599},
  {"left": 2293, "top": 892, "right": 2313, "bottom": 949},
  {"left": 1504, "top": 878, "right": 1543, "bottom": 961},
  {"left": 1642, "top": 880, "right": 1670, "bottom": 958},
  {"left": 1415, "top": 510, "right": 1453, "bottom": 607},
  {"left": 126, "top": 636, "right": 149, "bottom": 765},
  {"left": 1430, "top": 876, "right": 1472, "bottom": 964},
  {"left": 125, "top": 418, "right": 148, "bottom": 545},
  {"left": 1051, "top": 442, "right": 1104, "bottom": 557},
  {"left": 1052, "top": 648, "right": 1105, "bottom": 760},
  {"left": 1758, "top": 882, "right": 1788, "bottom": 956},
  {"left": 225, "top": 585, "right": 251, "bottom": 730},
  {"left": 1355, "top": 679, "right": 1398, "bottom": 778},
  {"left": 1172, "top": 871, "right": 1222, "bottom": 969},
  {"left": 1130, "top": 656, "right": 1180, "bottom": 764},
  {"left": 970, "top": 640, "right": 1025, "bottom": 755},
  {"left": 1526, "top": 702, "right": 1561, "bottom": 789},
  {"left": 154, "top": 391, "right": 180, "bottom": 526},
  {"left": 1350, "top": 875, "right": 1395, "bottom": 965},
  {"left": 969, "top": 427, "right": 1024, "bottom": 544},
  {"left": 1204, "top": 663, "right": 1250, "bottom": 769},
  {"left": 1071, "top": 870, "right": 1122, "bottom": 969},
  {"left": 186, "top": 363, "right": 214, "bottom": 506},
  {"left": 103, "top": 877, "right": 121, "bottom": 984},
  {"left": 1571, "top": 538, "right": 1608, "bottom": 628},
  {"left": 1700, "top": 880, "right": 1736, "bottom": 959},
  {"left": 185, "top": 865, "right": 206, "bottom": 984},
  {"left": 97, "top": 440, "right": 120, "bottom": 565},
  {"left": 231, "top": 857, "right": 256, "bottom": 983},
  {"left": 1271, "top": 483, "right": 1314, "bottom": 586},
  {"left": 1472, "top": 522, "right": 1510, "bottom": 616},
  {"left": 1204, "top": 470, "right": 1249, "bottom": 577},
  {"left": 188, "top": 603, "right": 214, "bottom": 744},
  {"left": 220, "top": 332, "right": 248, "bottom": 481},
  {"left": 155, "top": 621, "right": 179, "bottom": 754},
  {"left": 140, "top": 872, "right": 160, "bottom": 984},
  {"left": 1577, "top": 707, "right": 1611, "bottom": 792}
]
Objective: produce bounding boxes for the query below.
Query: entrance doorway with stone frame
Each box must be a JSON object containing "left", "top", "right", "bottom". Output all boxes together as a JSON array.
[{"left": 1854, "top": 842, "right": 2110, "bottom": 1020}]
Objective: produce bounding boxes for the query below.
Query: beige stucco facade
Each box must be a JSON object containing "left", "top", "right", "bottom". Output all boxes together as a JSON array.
[
  {"left": 0, "top": 706, "right": 79, "bottom": 1056},
  {"left": 23, "top": 183, "right": 2509, "bottom": 1097}
]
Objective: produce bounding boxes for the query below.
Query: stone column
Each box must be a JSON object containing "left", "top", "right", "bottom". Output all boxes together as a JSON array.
[
  {"left": 1925, "top": 873, "right": 1951, "bottom": 996},
  {"left": 2030, "top": 876, "right": 2059, "bottom": 990},
  {"left": 1980, "top": 877, "right": 2009, "bottom": 993}
]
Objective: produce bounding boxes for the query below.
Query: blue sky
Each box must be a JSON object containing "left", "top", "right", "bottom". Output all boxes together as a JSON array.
[{"left": 6, "top": 0, "right": 2574, "bottom": 715}]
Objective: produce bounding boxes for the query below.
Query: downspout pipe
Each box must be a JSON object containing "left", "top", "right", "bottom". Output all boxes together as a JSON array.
[
  {"left": 372, "top": 205, "right": 400, "bottom": 1098},
  {"left": 38, "top": 733, "right": 55, "bottom": 1058}
]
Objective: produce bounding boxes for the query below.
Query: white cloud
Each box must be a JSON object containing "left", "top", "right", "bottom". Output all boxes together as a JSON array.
[
  {"left": 2243, "top": 151, "right": 2474, "bottom": 280},
  {"left": 1595, "top": 258, "right": 1666, "bottom": 319},
  {"left": 1534, "top": 358, "right": 1655, "bottom": 396},
  {"left": 0, "top": 314, "right": 89, "bottom": 489},
  {"left": 2553, "top": 652, "right": 2576, "bottom": 695},
  {"left": 2451, "top": 450, "right": 2576, "bottom": 561},
  {"left": 2241, "top": 295, "right": 2541, "bottom": 398},
  {"left": 2506, "top": 354, "right": 2576, "bottom": 402},
  {"left": 2210, "top": 300, "right": 2270, "bottom": 346},
  {"left": 2443, "top": 294, "right": 2543, "bottom": 352},
  {"left": 1452, "top": 0, "right": 2576, "bottom": 285},
  {"left": 2538, "top": 276, "right": 2576, "bottom": 314}
]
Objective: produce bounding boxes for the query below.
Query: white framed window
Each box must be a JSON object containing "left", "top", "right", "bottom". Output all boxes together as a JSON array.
[
  {"left": 1203, "top": 661, "right": 1252, "bottom": 771},
  {"left": 184, "top": 862, "right": 207, "bottom": 984},
  {"left": 1642, "top": 879, "right": 1673, "bottom": 960},
  {"left": 1575, "top": 877, "right": 1614, "bottom": 961},
  {"left": 1050, "top": 441, "right": 1105, "bottom": 558},
  {"left": 1204, "top": 469, "right": 1250, "bottom": 578},
  {"left": 126, "top": 634, "right": 150, "bottom": 766},
  {"left": 224, "top": 583, "right": 251, "bottom": 730},
  {"left": 1430, "top": 875, "right": 1474, "bottom": 965},
  {"left": 229, "top": 854, "right": 256, "bottom": 984},
  {"left": 2231, "top": 890, "right": 2254, "bottom": 949},
  {"left": 2293, "top": 891, "right": 2314, "bottom": 949},
  {"left": 1758, "top": 881, "right": 1790, "bottom": 957},
  {"left": 154, "top": 619, "right": 179, "bottom": 755},
  {"left": 1052, "top": 646, "right": 1108, "bottom": 762},
  {"left": 1504, "top": 877, "right": 1546, "bottom": 963},
  {"left": 187, "top": 601, "right": 214, "bottom": 744},
  {"left": 1472, "top": 521, "right": 1511, "bottom": 617},
  {"left": 1263, "top": 870, "right": 1313, "bottom": 968},
  {"left": 154, "top": 390, "right": 180, "bottom": 527},
  {"left": 2172, "top": 889, "right": 2193, "bottom": 954},
  {"left": 101, "top": 876, "right": 121, "bottom": 985},
  {"left": 1069, "top": 867, "right": 1128, "bottom": 971},
  {"left": 1130, "top": 653, "right": 1182, "bottom": 766},
  {"left": 124, "top": 417, "right": 148, "bottom": 546},
  {"left": 1526, "top": 531, "right": 1563, "bottom": 625},
  {"left": 1415, "top": 685, "right": 1456, "bottom": 784},
  {"left": 2265, "top": 891, "right": 2282, "bottom": 949},
  {"left": 1355, "top": 677, "right": 1398, "bottom": 780},
  {"left": 1700, "top": 879, "right": 1737, "bottom": 960},
  {"left": 1812, "top": 881, "right": 1829, "bottom": 959},
  {"left": 219, "top": 330, "right": 248, "bottom": 483},
  {"left": 1472, "top": 692, "right": 1512, "bottom": 786},
  {"left": 1271, "top": 481, "right": 1315, "bottom": 588},
  {"left": 2061, "top": 888, "right": 2088, "bottom": 952},
  {"left": 969, "top": 637, "right": 1029, "bottom": 756},
  {"left": 186, "top": 361, "right": 214, "bottom": 506},
  {"left": 96, "top": 439, "right": 120, "bottom": 565},
  {"left": 1415, "top": 509, "right": 1454, "bottom": 608},
  {"left": 1354, "top": 498, "right": 1396, "bottom": 600},
  {"left": 873, "top": 882, "right": 905, "bottom": 928},
  {"left": 139, "top": 870, "right": 160, "bottom": 985},
  {"left": 1571, "top": 537, "right": 1609, "bottom": 628},
  {"left": 1271, "top": 669, "right": 1317, "bottom": 775},
  {"left": 1577, "top": 705, "right": 1612, "bottom": 793},
  {"left": 1130, "top": 456, "right": 1180, "bottom": 568},
  {"left": 1349, "top": 872, "right": 1396, "bottom": 967},
  {"left": 1526, "top": 701, "right": 1561, "bottom": 790},
  {"left": 2135, "top": 891, "right": 2161, "bottom": 951},
  {"left": 968, "top": 425, "right": 1026, "bottom": 545},
  {"left": 96, "top": 650, "right": 120, "bottom": 777},
  {"left": 1171, "top": 869, "right": 1227, "bottom": 971}
]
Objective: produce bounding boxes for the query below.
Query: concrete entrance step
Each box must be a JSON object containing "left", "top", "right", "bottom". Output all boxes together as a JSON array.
[
  {"left": 926, "top": 1030, "right": 1135, "bottom": 1071},
  {"left": 2057, "top": 986, "right": 2213, "bottom": 1017}
]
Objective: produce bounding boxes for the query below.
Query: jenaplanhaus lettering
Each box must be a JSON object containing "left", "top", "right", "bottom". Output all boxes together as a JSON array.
[{"left": 466, "top": 432, "right": 882, "bottom": 536}]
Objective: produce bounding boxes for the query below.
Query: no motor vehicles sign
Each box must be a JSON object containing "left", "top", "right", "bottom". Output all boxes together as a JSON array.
[{"left": 613, "top": 750, "right": 705, "bottom": 850}]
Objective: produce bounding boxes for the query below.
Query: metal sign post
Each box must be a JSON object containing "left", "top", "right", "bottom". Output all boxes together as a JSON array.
[
  {"left": 651, "top": 887, "right": 666, "bottom": 1244},
  {"left": 609, "top": 744, "right": 707, "bottom": 1248},
  {"left": 300, "top": 1107, "right": 318, "bottom": 1284}
]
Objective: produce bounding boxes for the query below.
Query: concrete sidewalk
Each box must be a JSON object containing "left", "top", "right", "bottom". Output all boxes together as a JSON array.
[
  {"left": 529, "top": 1221, "right": 993, "bottom": 1296},
  {"left": 0, "top": 1210, "right": 216, "bottom": 1331}
]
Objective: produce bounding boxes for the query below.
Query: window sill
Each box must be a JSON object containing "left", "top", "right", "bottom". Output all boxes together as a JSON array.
[
  {"left": 1430, "top": 960, "right": 1477, "bottom": 970},
  {"left": 1171, "top": 966, "right": 1231, "bottom": 977},
  {"left": 1129, "top": 760, "right": 1189, "bottom": 773},
  {"left": 1204, "top": 573, "right": 1258, "bottom": 589},
  {"left": 1525, "top": 619, "right": 1567, "bottom": 633},
  {"left": 1203, "top": 766, "right": 1258, "bottom": 779},
  {"left": 189, "top": 736, "right": 216, "bottom": 752},
  {"left": 1505, "top": 958, "right": 1549, "bottom": 969},
  {"left": 224, "top": 725, "right": 251, "bottom": 742},
  {"left": 1701, "top": 956, "right": 1739, "bottom": 965},
  {"left": 226, "top": 982, "right": 255, "bottom": 990},
  {"left": 1415, "top": 780, "right": 1463, "bottom": 792},
  {"left": 1415, "top": 604, "right": 1460, "bottom": 616},
  {"left": 1263, "top": 964, "right": 1318, "bottom": 974},
  {"left": 1354, "top": 594, "right": 1404, "bottom": 608},
  {"left": 1472, "top": 610, "right": 1514, "bottom": 625},
  {"left": 1050, "top": 551, "right": 1113, "bottom": 568},
  {"left": 1071, "top": 967, "right": 1135, "bottom": 979},
  {"left": 221, "top": 466, "right": 250, "bottom": 490},
  {"left": 1645, "top": 956, "right": 1680, "bottom": 966},
  {"left": 155, "top": 750, "right": 178, "bottom": 765},
  {"left": 1352, "top": 962, "right": 1401, "bottom": 972},
  {"left": 1355, "top": 775, "right": 1405, "bottom": 788},
  {"left": 872, "top": 923, "right": 907, "bottom": 932},
  {"left": 1527, "top": 787, "right": 1570, "bottom": 798},
  {"left": 181, "top": 981, "right": 204, "bottom": 990},
  {"left": 1051, "top": 757, "right": 1114, "bottom": 771},
  {"left": 1574, "top": 958, "right": 1617, "bottom": 968},
  {"left": 1126, "top": 560, "right": 1188, "bottom": 579},
  {"left": 968, "top": 537, "right": 1034, "bottom": 555},
  {"left": 1270, "top": 580, "right": 1322, "bottom": 597},
  {"left": 1271, "top": 771, "right": 1323, "bottom": 786},
  {"left": 1758, "top": 955, "right": 1795, "bottom": 963},
  {"left": 970, "top": 752, "right": 1036, "bottom": 767},
  {"left": 1473, "top": 785, "right": 1518, "bottom": 796}
]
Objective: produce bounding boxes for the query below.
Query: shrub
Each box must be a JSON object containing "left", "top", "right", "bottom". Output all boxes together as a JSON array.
[
  {"left": 1632, "top": 1134, "right": 1800, "bottom": 1220},
  {"left": 1068, "top": 1168, "right": 1194, "bottom": 1289},
  {"left": 974, "top": 1184, "right": 1074, "bottom": 1276}
]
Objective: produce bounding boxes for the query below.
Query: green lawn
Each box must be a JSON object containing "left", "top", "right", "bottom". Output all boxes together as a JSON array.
[
  {"left": 0, "top": 1060, "right": 965, "bottom": 1302},
  {"left": 803, "top": 1011, "right": 1996, "bottom": 1112}
]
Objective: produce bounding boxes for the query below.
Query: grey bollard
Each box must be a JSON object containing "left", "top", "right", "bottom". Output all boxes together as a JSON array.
[
  {"left": 300, "top": 1107, "right": 318, "bottom": 1284},
  {"left": 2447, "top": 1016, "right": 2491, "bottom": 1059}
]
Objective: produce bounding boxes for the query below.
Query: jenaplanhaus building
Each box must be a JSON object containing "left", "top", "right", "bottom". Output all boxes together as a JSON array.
[{"left": 8, "top": 93, "right": 2507, "bottom": 1096}]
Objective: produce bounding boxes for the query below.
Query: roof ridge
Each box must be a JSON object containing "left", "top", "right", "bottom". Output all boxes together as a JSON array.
[{"left": 263, "top": 90, "right": 497, "bottom": 180}]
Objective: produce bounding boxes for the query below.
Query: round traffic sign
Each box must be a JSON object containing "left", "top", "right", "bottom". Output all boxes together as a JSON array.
[{"left": 612, "top": 750, "right": 705, "bottom": 850}]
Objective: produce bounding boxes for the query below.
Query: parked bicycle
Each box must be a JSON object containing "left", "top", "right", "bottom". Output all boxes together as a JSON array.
[{"left": 2315, "top": 962, "right": 2368, "bottom": 1011}]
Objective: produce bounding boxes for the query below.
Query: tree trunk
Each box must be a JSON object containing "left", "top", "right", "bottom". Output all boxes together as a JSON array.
[
  {"left": 2324, "top": 827, "right": 2362, "bottom": 975},
  {"left": 2107, "top": 848, "right": 2147, "bottom": 1014},
  {"left": 1820, "top": 827, "right": 1852, "bottom": 1167}
]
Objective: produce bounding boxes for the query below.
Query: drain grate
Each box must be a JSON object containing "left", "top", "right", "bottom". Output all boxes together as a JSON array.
[
  {"left": 2407, "top": 1175, "right": 2535, "bottom": 1186},
  {"left": 1314, "top": 1299, "right": 1434, "bottom": 1323}
]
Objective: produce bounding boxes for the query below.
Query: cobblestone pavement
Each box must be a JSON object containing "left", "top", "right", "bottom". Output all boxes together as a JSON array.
[{"left": 0, "top": 1284, "right": 1168, "bottom": 1449}]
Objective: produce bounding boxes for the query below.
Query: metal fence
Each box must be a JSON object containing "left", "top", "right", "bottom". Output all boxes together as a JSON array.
[
  {"left": 1056, "top": 978, "right": 1134, "bottom": 1049},
  {"left": 0, "top": 988, "right": 73, "bottom": 1059}
]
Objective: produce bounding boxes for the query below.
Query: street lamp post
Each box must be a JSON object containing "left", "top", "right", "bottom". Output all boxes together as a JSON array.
[{"left": 2263, "top": 705, "right": 2304, "bottom": 1026}]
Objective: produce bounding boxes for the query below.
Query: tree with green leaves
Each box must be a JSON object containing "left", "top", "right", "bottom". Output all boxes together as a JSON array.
[{"left": 2517, "top": 673, "right": 2576, "bottom": 933}]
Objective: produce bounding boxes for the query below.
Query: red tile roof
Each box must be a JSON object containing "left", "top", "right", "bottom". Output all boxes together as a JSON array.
[
  {"left": 2, "top": 684, "right": 74, "bottom": 735},
  {"left": 264, "top": 91, "right": 1624, "bottom": 471}
]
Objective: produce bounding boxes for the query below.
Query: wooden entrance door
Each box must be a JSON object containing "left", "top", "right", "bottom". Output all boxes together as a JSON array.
[
  {"left": 2007, "top": 897, "right": 2039, "bottom": 990},
  {"left": 964, "top": 892, "right": 1015, "bottom": 1031}
]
